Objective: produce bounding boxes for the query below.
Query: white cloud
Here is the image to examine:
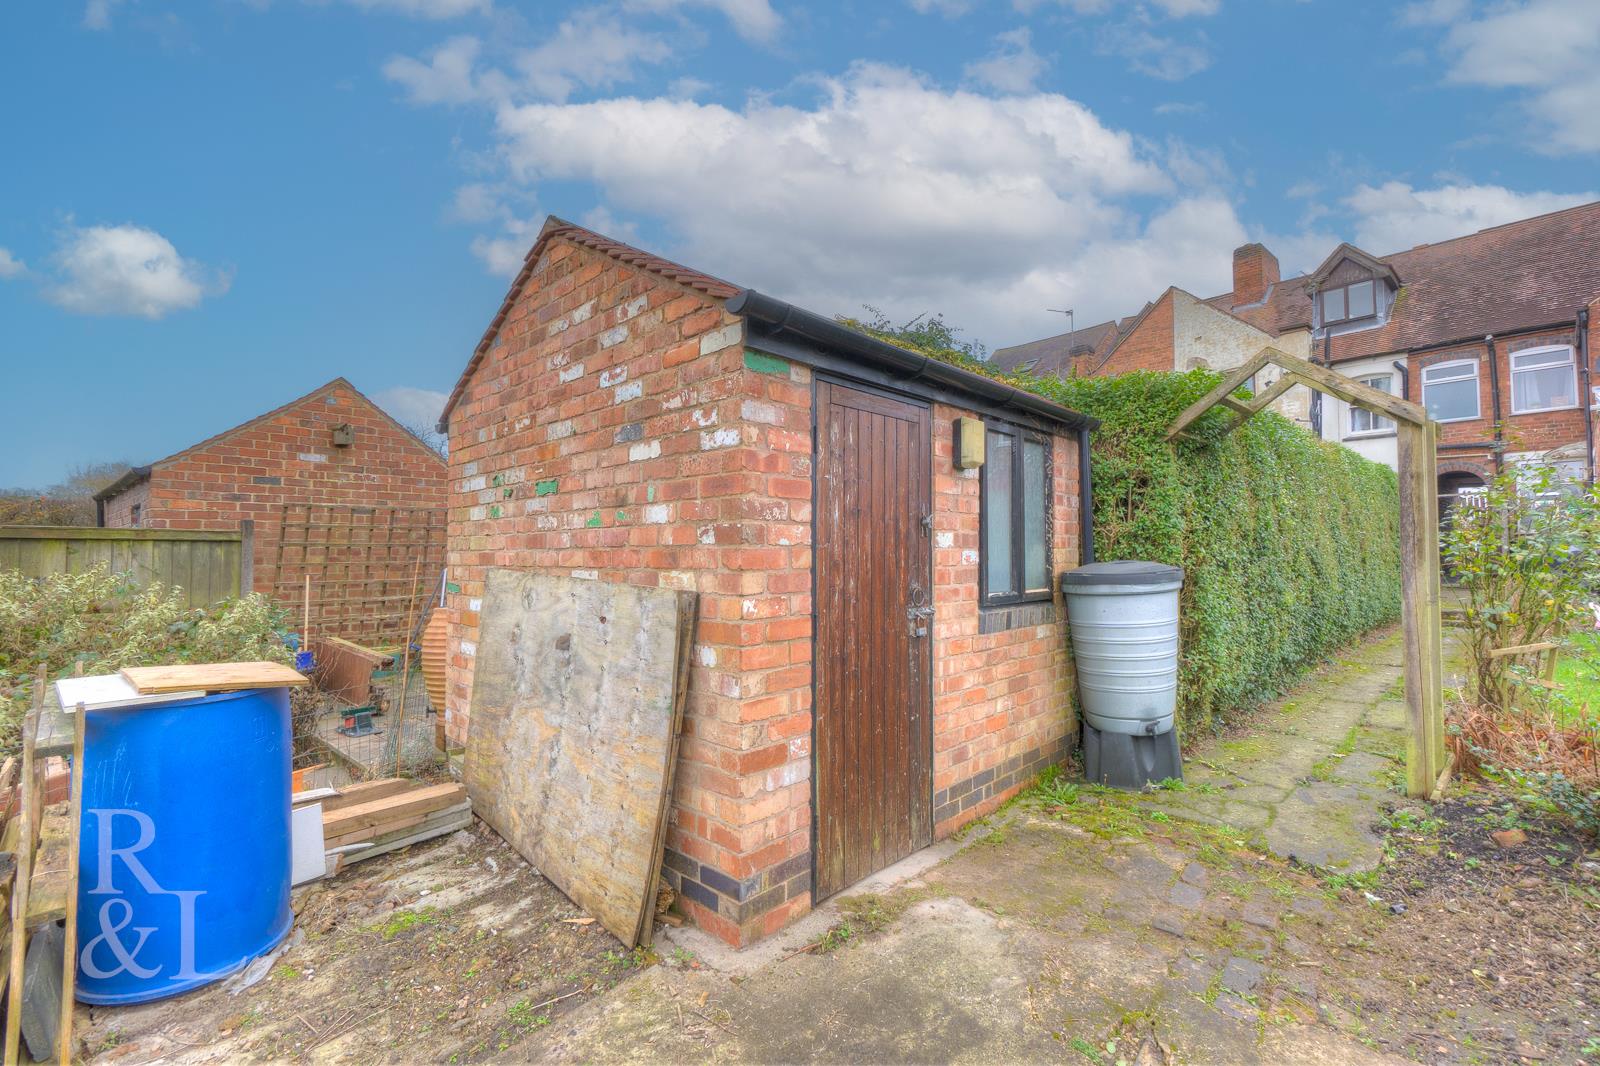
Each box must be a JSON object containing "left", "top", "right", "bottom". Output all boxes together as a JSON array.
[
  {"left": 469, "top": 233, "right": 530, "bottom": 276},
  {"left": 1098, "top": 24, "right": 1211, "bottom": 80},
  {"left": 479, "top": 63, "right": 1257, "bottom": 342},
  {"left": 1429, "top": 0, "right": 1600, "bottom": 154},
  {"left": 1018, "top": 0, "right": 1220, "bottom": 16},
  {"left": 46, "top": 223, "right": 226, "bottom": 319},
  {"left": 516, "top": 9, "right": 673, "bottom": 102},
  {"left": 385, "top": 12, "right": 673, "bottom": 105},
  {"left": 375, "top": 386, "right": 450, "bottom": 431},
  {"left": 1343, "top": 181, "right": 1596, "bottom": 252},
  {"left": 1154, "top": 100, "right": 1205, "bottom": 116},
  {"left": 82, "top": 0, "right": 124, "bottom": 30},
  {"left": 623, "top": 0, "right": 781, "bottom": 42},
  {"left": 0, "top": 249, "right": 24, "bottom": 280},
  {"left": 383, "top": 35, "right": 493, "bottom": 104},
  {"left": 963, "top": 28, "right": 1048, "bottom": 93}
]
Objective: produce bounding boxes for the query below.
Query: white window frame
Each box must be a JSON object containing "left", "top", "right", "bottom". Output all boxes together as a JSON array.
[
  {"left": 1346, "top": 373, "right": 1396, "bottom": 438},
  {"left": 1421, "top": 359, "right": 1481, "bottom": 424},
  {"left": 1508, "top": 344, "right": 1579, "bottom": 415}
]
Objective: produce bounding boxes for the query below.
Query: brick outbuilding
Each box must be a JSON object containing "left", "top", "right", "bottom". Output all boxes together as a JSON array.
[
  {"left": 438, "top": 218, "right": 1096, "bottom": 946},
  {"left": 95, "top": 378, "right": 447, "bottom": 640}
]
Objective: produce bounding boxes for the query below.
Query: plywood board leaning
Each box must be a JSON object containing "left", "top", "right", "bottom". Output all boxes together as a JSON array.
[{"left": 464, "top": 569, "right": 696, "bottom": 948}]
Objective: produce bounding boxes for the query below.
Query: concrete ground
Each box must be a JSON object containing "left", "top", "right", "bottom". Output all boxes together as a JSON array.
[{"left": 512, "top": 627, "right": 1466, "bottom": 1065}]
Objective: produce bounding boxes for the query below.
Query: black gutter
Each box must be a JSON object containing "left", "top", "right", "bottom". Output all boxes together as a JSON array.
[
  {"left": 1485, "top": 335, "right": 1503, "bottom": 473},
  {"left": 728, "top": 289, "right": 1098, "bottom": 432},
  {"left": 1439, "top": 441, "right": 1501, "bottom": 452},
  {"left": 1399, "top": 319, "right": 1577, "bottom": 359},
  {"left": 1078, "top": 427, "right": 1095, "bottom": 566},
  {"left": 1580, "top": 307, "right": 1594, "bottom": 486}
]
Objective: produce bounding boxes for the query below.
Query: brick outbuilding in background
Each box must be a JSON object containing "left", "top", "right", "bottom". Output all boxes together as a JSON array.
[
  {"left": 96, "top": 378, "right": 447, "bottom": 641},
  {"left": 438, "top": 218, "right": 1098, "bottom": 947}
]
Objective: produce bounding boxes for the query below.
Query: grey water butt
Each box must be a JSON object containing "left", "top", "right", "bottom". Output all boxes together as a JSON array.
[{"left": 1060, "top": 561, "right": 1184, "bottom": 789}]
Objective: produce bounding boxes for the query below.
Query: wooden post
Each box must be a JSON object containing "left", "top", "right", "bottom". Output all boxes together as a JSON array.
[
  {"left": 238, "top": 519, "right": 255, "bottom": 597},
  {"left": 1397, "top": 421, "right": 1447, "bottom": 797},
  {"left": 57, "top": 706, "right": 84, "bottom": 1064}
]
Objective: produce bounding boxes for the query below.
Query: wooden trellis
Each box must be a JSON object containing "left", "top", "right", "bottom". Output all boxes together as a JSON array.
[
  {"left": 1166, "top": 347, "right": 1448, "bottom": 799},
  {"left": 270, "top": 504, "right": 444, "bottom": 647}
]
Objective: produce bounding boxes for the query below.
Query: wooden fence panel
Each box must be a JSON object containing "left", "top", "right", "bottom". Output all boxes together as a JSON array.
[{"left": 0, "top": 526, "right": 247, "bottom": 609}]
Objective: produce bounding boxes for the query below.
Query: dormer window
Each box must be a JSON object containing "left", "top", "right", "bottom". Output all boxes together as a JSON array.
[{"left": 1321, "top": 279, "right": 1376, "bottom": 325}]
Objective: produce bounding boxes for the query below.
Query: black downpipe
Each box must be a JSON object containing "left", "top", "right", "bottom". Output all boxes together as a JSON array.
[
  {"left": 1392, "top": 359, "right": 1409, "bottom": 401},
  {"left": 1485, "top": 335, "right": 1503, "bottom": 473},
  {"left": 1077, "top": 426, "right": 1095, "bottom": 565},
  {"left": 1580, "top": 308, "right": 1594, "bottom": 486}
]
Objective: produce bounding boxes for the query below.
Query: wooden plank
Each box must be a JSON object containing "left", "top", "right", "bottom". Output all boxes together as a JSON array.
[
  {"left": 464, "top": 570, "right": 695, "bottom": 947},
  {"left": 1486, "top": 641, "right": 1559, "bottom": 659},
  {"left": 1279, "top": 360, "right": 1427, "bottom": 425},
  {"left": 324, "top": 801, "right": 470, "bottom": 850},
  {"left": 1164, "top": 349, "right": 1273, "bottom": 440},
  {"left": 320, "top": 783, "right": 465, "bottom": 840},
  {"left": 22, "top": 806, "right": 70, "bottom": 927},
  {"left": 0, "top": 526, "right": 242, "bottom": 543},
  {"left": 337, "top": 809, "right": 473, "bottom": 867},
  {"left": 4, "top": 707, "right": 38, "bottom": 1066},
  {"left": 55, "top": 706, "right": 83, "bottom": 1065},
  {"left": 120, "top": 661, "right": 308, "bottom": 694},
  {"left": 317, "top": 778, "right": 419, "bottom": 813}
]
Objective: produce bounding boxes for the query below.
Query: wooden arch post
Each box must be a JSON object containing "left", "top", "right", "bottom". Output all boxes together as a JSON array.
[{"left": 1166, "top": 348, "right": 1448, "bottom": 799}]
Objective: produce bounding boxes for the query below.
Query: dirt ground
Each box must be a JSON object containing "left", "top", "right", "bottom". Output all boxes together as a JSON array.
[
  {"left": 73, "top": 778, "right": 1596, "bottom": 1066},
  {"left": 77, "top": 824, "right": 647, "bottom": 1064}
]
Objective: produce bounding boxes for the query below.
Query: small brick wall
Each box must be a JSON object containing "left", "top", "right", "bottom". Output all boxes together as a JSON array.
[
  {"left": 105, "top": 381, "right": 447, "bottom": 633},
  {"left": 1097, "top": 292, "right": 1174, "bottom": 375},
  {"left": 929, "top": 408, "right": 1078, "bottom": 833},
  {"left": 100, "top": 478, "right": 150, "bottom": 528}
]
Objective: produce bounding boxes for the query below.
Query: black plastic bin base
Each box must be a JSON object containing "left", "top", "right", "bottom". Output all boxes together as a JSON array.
[{"left": 1081, "top": 721, "right": 1182, "bottom": 790}]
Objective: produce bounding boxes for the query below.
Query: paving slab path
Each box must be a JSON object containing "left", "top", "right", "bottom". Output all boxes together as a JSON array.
[
  {"left": 505, "top": 626, "right": 1490, "bottom": 1065},
  {"left": 1136, "top": 628, "right": 1434, "bottom": 873}
]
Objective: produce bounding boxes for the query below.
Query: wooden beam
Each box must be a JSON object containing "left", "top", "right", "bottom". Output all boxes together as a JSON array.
[
  {"left": 1244, "top": 372, "right": 1299, "bottom": 414},
  {"left": 1278, "top": 359, "right": 1427, "bottom": 425},
  {"left": 1397, "top": 420, "right": 1447, "bottom": 798},
  {"left": 1165, "top": 349, "right": 1274, "bottom": 440}
]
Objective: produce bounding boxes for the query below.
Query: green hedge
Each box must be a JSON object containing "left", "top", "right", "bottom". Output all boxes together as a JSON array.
[{"left": 1031, "top": 370, "right": 1402, "bottom": 737}]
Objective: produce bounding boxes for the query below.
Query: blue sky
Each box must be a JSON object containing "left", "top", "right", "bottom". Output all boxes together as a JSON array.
[{"left": 3, "top": 0, "right": 1597, "bottom": 487}]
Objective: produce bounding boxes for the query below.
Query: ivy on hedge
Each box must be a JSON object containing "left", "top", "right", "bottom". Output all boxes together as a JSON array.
[{"left": 1031, "top": 370, "right": 1402, "bottom": 736}]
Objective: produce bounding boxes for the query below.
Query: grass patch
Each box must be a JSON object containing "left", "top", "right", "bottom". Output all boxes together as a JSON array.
[{"left": 379, "top": 907, "right": 439, "bottom": 939}]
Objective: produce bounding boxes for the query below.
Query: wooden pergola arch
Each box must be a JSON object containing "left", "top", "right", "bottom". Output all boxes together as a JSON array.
[{"left": 1166, "top": 347, "right": 1448, "bottom": 799}]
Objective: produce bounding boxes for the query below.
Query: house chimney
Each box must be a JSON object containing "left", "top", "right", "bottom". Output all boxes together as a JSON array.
[{"left": 1231, "top": 243, "right": 1279, "bottom": 307}]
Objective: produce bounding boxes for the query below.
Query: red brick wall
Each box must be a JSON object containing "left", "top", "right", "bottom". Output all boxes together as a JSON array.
[
  {"left": 126, "top": 382, "right": 446, "bottom": 617},
  {"left": 1094, "top": 292, "right": 1174, "bottom": 375},
  {"left": 1232, "top": 244, "right": 1280, "bottom": 307},
  {"left": 929, "top": 409, "right": 1078, "bottom": 834},
  {"left": 444, "top": 237, "right": 1087, "bottom": 948},
  {"left": 1412, "top": 326, "right": 1587, "bottom": 459},
  {"left": 443, "top": 237, "right": 816, "bottom": 948},
  {"left": 101, "top": 478, "right": 151, "bottom": 528}
]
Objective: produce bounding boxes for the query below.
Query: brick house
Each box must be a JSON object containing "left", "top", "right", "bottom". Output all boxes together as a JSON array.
[
  {"left": 995, "top": 201, "right": 1600, "bottom": 501},
  {"left": 437, "top": 217, "right": 1096, "bottom": 947},
  {"left": 95, "top": 378, "right": 448, "bottom": 639}
]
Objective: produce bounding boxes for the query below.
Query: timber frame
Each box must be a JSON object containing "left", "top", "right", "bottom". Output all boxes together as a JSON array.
[{"left": 1166, "top": 348, "right": 1449, "bottom": 799}]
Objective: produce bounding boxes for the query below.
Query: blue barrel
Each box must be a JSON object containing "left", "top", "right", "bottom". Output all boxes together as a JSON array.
[{"left": 75, "top": 687, "right": 293, "bottom": 1005}]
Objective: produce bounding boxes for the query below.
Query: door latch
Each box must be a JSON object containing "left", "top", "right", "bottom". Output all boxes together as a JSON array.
[{"left": 906, "top": 584, "right": 935, "bottom": 638}]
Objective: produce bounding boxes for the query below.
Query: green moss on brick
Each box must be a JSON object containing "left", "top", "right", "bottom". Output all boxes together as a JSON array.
[
  {"left": 585, "top": 510, "right": 602, "bottom": 528},
  {"left": 535, "top": 478, "right": 559, "bottom": 497}
]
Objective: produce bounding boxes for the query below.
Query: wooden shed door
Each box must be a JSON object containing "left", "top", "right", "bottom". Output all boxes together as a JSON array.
[{"left": 813, "top": 380, "right": 933, "bottom": 900}]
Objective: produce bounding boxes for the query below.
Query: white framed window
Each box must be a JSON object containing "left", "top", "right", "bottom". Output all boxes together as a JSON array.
[
  {"left": 1509, "top": 344, "right": 1578, "bottom": 414},
  {"left": 1421, "top": 359, "right": 1480, "bottom": 423},
  {"left": 1347, "top": 373, "right": 1395, "bottom": 436}
]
